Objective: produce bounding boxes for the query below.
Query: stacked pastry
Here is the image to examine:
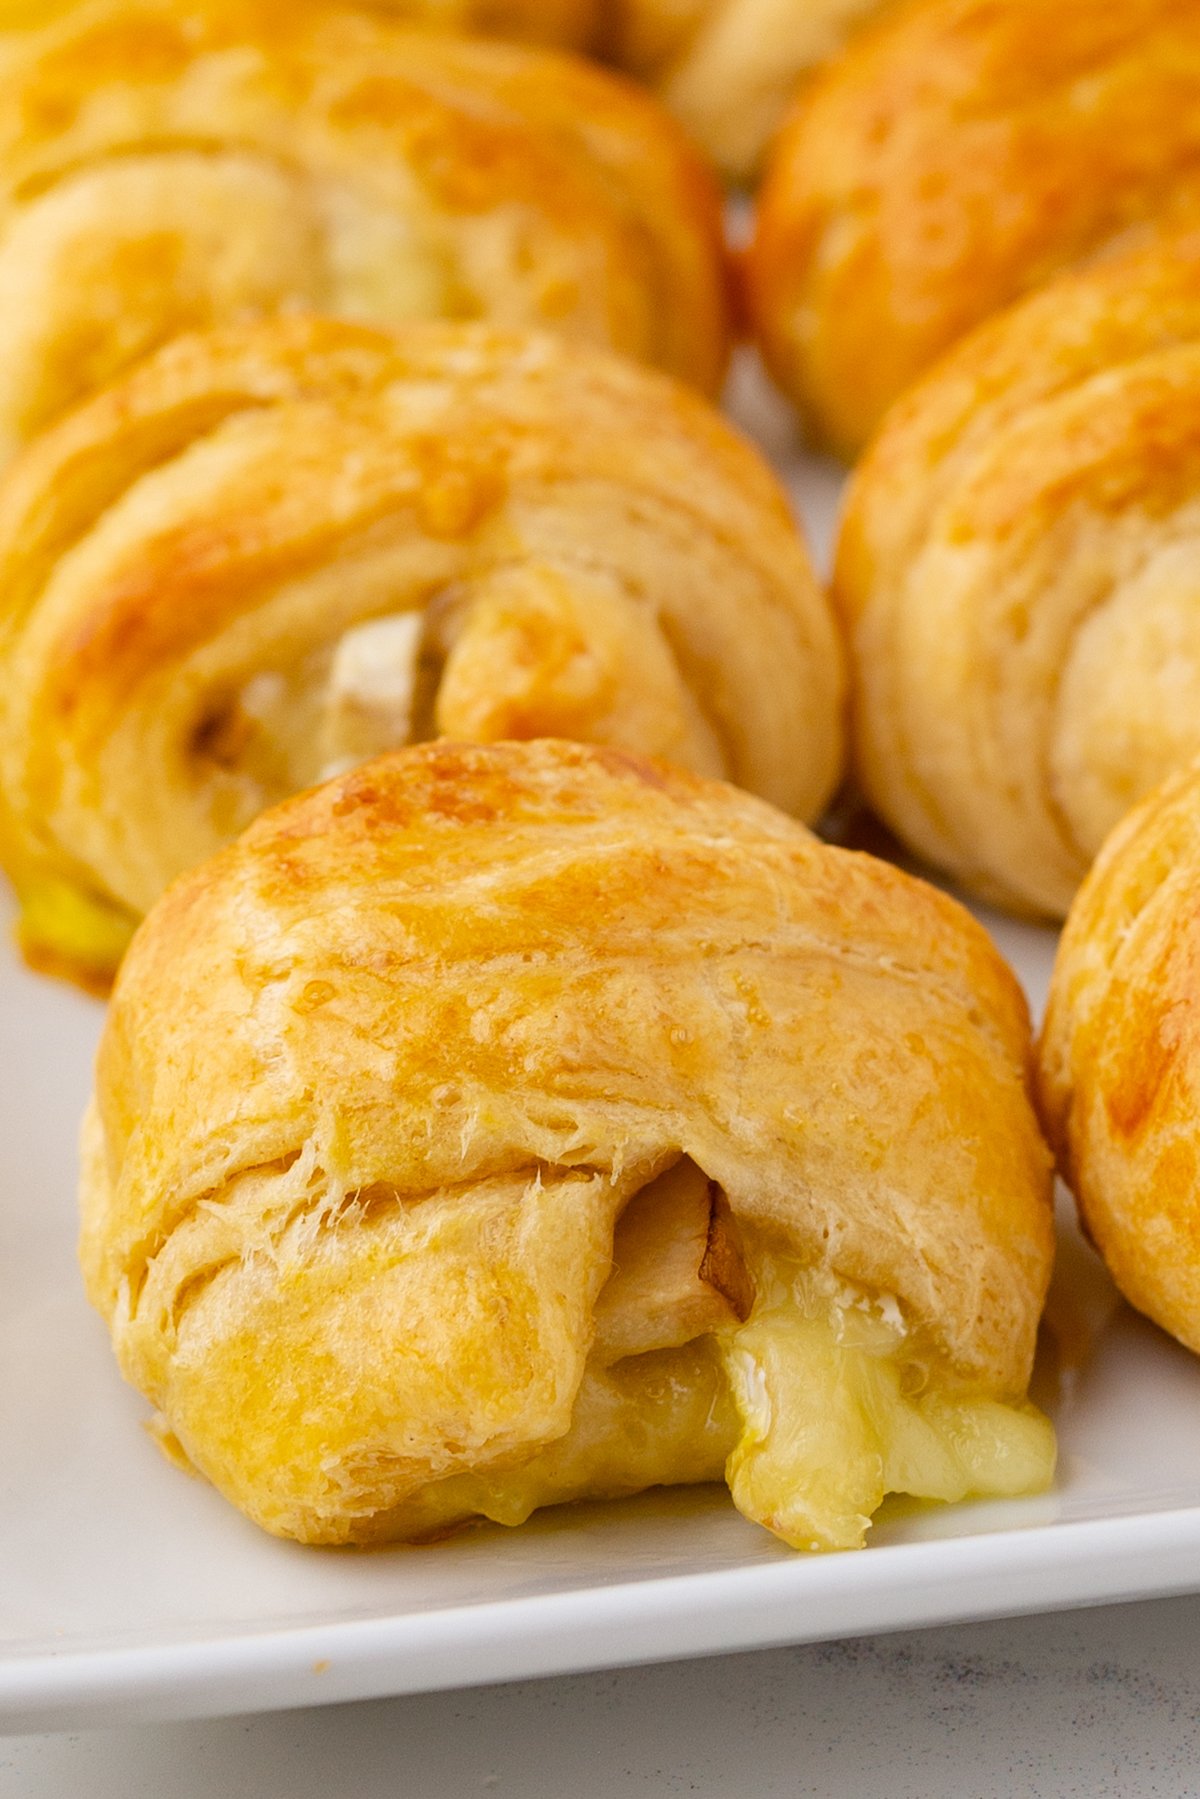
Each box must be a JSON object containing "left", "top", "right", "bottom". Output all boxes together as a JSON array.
[
  {"left": 0, "top": 1, "right": 900, "bottom": 188},
  {"left": 714, "top": 0, "right": 1200, "bottom": 1371},
  {"left": 1039, "top": 761, "right": 1200, "bottom": 1360},
  {"left": 712, "top": 0, "right": 1200, "bottom": 915},
  {"left": 0, "top": 0, "right": 1072, "bottom": 1553}
]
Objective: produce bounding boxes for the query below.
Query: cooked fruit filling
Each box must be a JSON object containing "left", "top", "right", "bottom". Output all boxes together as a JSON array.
[
  {"left": 320, "top": 612, "right": 427, "bottom": 778},
  {"left": 187, "top": 556, "right": 733, "bottom": 828},
  {"left": 591, "top": 1158, "right": 755, "bottom": 1364}
]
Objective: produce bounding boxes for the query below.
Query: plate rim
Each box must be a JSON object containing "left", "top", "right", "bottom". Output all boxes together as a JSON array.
[{"left": 6, "top": 1504, "right": 1200, "bottom": 1734}]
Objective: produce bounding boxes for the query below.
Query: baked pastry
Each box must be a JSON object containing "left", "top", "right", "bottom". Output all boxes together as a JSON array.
[
  {"left": 0, "top": 0, "right": 727, "bottom": 466},
  {"left": 1039, "top": 758, "right": 1200, "bottom": 1354},
  {"left": 338, "top": 0, "right": 599, "bottom": 45},
  {"left": 748, "top": 0, "right": 1200, "bottom": 457},
  {"left": 834, "top": 223, "right": 1200, "bottom": 919},
  {"left": 0, "top": 313, "right": 842, "bottom": 988},
  {"left": 0, "top": 0, "right": 600, "bottom": 44},
  {"left": 81, "top": 738, "right": 1056, "bottom": 1549},
  {"left": 604, "top": 0, "right": 892, "bottom": 184}
]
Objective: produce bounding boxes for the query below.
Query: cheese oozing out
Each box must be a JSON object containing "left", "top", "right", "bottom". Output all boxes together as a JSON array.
[
  {"left": 392, "top": 1160, "right": 1055, "bottom": 1549},
  {"left": 721, "top": 1257, "right": 1055, "bottom": 1552}
]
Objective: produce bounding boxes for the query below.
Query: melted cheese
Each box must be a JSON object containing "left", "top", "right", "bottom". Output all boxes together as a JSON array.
[
  {"left": 143, "top": 1161, "right": 1054, "bottom": 1549},
  {"left": 15, "top": 874, "right": 135, "bottom": 989},
  {"left": 377, "top": 1339, "right": 738, "bottom": 1541},
  {"left": 721, "top": 1257, "right": 1055, "bottom": 1552}
]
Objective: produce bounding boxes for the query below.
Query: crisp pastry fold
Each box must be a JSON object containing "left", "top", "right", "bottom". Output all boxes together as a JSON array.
[
  {"left": 748, "top": 0, "right": 1200, "bottom": 457},
  {"left": 603, "top": 0, "right": 892, "bottom": 184},
  {"left": 1039, "top": 759, "right": 1200, "bottom": 1356},
  {"left": 81, "top": 739, "right": 1056, "bottom": 1549},
  {"left": 0, "top": 0, "right": 727, "bottom": 466},
  {"left": 835, "top": 224, "right": 1200, "bottom": 919},
  {"left": 0, "top": 314, "right": 842, "bottom": 987}
]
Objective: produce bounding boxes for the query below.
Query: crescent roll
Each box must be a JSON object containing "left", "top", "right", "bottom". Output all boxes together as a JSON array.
[
  {"left": 0, "top": 0, "right": 600, "bottom": 45},
  {"left": 748, "top": 0, "right": 1200, "bottom": 456},
  {"left": 0, "top": 0, "right": 727, "bottom": 466},
  {"left": 835, "top": 224, "right": 1200, "bottom": 919},
  {"left": 81, "top": 739, "right": 1056, "bottom": 1549},
  {"left": 0, "top": 314, "right": 842, "bottom": 988},
  {"left": 1039, "top": 759, "right": 1200, "bottom": 1355},
  {"left": 605, "top": 0, "right": 892, "bottom": 183}
]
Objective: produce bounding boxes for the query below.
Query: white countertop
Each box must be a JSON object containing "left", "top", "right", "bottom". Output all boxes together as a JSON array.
[{"left": 6, "top": 1593, "right": 1200, "bottom": 1797}]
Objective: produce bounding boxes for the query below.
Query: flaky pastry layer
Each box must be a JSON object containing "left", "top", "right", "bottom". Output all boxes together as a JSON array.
[
  {"left": 0, "top": 315, "right": 840, "bottom": 985},
  {"left": 82, "top": 740, "right": 1055, "bottom": 1546},
  {"left": 748, "top": 0, "right": 1200, "bottom": 456},
  {"left": 835, "top": 225, "right": 1200, "bottom": 918},
  {"left": 0, "top": 0, "right": 601, "bottom": 42},
  {"left": 603, "top": 0, "right": 892, "bottom": 183},
  {"left": 1039, "top": 759, "right": 1200, "bottom": 1354},
  {"left": 0, "top": 0, "right": 727, "bottom": 465}
]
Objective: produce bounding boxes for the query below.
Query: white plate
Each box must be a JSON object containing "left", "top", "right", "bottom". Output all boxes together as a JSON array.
[{"left": 5, "top": 375, "right": 1200, "bottom": 1737}]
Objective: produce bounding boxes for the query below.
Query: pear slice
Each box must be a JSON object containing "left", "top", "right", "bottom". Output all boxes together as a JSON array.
[
  {"left": 321, "top": 612, "right": 425, "bottom": 776},
  {"left": 592, "top": 1158, "right": 754, "bottom": 1366}
]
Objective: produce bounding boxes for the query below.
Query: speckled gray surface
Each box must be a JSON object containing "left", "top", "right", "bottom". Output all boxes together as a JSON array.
[{"left": 5, "top": 1595, "right": 1200, "bottom": 1797}]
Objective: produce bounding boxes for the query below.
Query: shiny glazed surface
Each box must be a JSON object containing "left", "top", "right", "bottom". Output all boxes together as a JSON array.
[
  {"left": 0, "top": 0, "right": 728, "bottom": 464},
  {"left": 749, "top": 0, "right": 1200, "bottom": 455},
  {"left": 0, "top": 317, "right": 839, "bottom": 983}
]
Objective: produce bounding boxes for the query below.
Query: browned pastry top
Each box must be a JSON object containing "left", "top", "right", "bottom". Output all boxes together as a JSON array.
[
  {"left": 0, "top": 314, "right": 840, "bottom": 985},
  {"left": 0, "top": 0, "right": 728, "bottom": 464},
  {"left": 835, "top": 223, "right": 1200, "bottom": 917},
  {"left": 82, "top": 740, "right": 1054, "bottom": 1546},
  {"left": 749, "top": 0, "right": 1200, "bottom": 456},
  {"left": 1040, "top": 757, "right": 1200, "bottom": 1355}
]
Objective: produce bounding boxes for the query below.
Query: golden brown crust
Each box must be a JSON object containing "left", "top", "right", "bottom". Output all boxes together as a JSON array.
[
  {"left": 0, "top": 0, "right": 602, "bottom": 43},
  {"left": 0, "top": 314, "right": 841, "bottom": 980},
  {"left": 748, "top": 0, "right": 1200, "bottom": 457},
  {"left": 604, "top": 0, "right": 893, "bottom": 183},
  {"left": 1038, "top": 758, "right": 1200, "bottom": 1354},
  {"left": 81, "top": 739, "right": 1053, "bottom": 1541},
  {"left": 834, "top": 224, "right": 1200, "bottom": 918},
  {"left": 351, "top": 0, "right": 601, "bottom": 44},
  {"left": 0, "top": 0, "right": 727, "bottom": 464}
]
